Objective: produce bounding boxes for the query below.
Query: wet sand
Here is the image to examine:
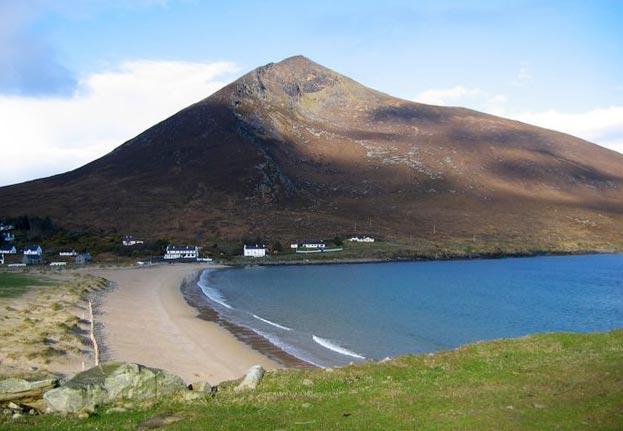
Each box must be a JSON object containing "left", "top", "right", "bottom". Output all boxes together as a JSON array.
[{"left": 92, "top": 264, "right": 280, "bottom": 384}]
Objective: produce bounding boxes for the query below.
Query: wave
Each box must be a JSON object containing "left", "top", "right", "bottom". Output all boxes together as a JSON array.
[
  {"left": 197, "top": 281, "right": 232, "bottom": 310},
  {"left": 252, "top": 314, "right": 291, "bottom": 331},
  {"left": 251, "top": 328, "right": 325, "bottom": 368},
  {"left": 312, "top": 335, "right": 365, "bottom": 359}
]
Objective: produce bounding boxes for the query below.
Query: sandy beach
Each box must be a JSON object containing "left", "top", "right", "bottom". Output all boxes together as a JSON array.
[{"left": 91, "top": 264, "right": 279, "bottom": 384}]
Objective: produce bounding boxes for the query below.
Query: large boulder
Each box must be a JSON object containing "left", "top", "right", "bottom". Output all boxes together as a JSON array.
[
  {"left": 234, "top": 365, "right": 265, "bottom": 392},
  {"left": 43, "top": 362, "right": 186, "bottom": 413},
  {"left": 0, "top": 378, "right": 59, "bottom": 404}
]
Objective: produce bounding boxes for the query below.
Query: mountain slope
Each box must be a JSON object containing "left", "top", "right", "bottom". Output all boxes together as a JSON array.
[{"left": 1, "top": 55, "right": 622, "bottom": 252}]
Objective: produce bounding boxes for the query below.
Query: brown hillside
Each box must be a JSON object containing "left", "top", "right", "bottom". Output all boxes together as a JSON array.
[{"left": 1, "top": 55, "right": 622, "bottom": 253}]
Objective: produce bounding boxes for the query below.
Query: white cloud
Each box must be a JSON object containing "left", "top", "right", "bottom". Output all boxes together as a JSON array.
[
  {"left": 0, "top": 59, "right": 238, "bottom": 186},
  {"left": 415, "top": 85, "right": 483, "bottom": 105},
  {"left": 413, "top": 85, "right": 623, "bottom": 154},
  {"left": 510, "top": 106, "right": 623, "bottom": 154},
  {"left": 512, "top": 65, "right": 532, "bottom": 87}
]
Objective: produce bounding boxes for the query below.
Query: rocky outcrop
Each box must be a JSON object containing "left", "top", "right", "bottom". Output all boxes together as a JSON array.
[
  {"left": 43, "top": 362, "right": 187, "bottom": 413},
  {"left": 235, "top": 365, "right": 265, "bottom": 392},
  {"left": 0, "top": 378, "right": 59, "bottom": 405}
]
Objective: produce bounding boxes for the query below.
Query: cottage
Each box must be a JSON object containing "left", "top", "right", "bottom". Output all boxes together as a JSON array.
[
  {"left": 0, "top": 245, "right": 17, "bottom": 255},
  {"left": 23, "top": 245, "right": 43, "bottom": 265},
  {"left": 75, "top": 253, "right": 92, "bottom": 265},
  {"left": 122, "top": 235, "right": 144, "bottom": 246},
  {"left": 243, "top": 244, "right": 267, "bottom": 257},
  {"left": 2, "top": 232, "right": 15, "bottom": 242},
  {"left": 50, "top": 261, "right": 67, "bottom": 267},
  {"left": 348, "top": 235, "right": 375, "bottom": 243},
  {"left": 163, "top": 245, "right": 199, "bottom": 260},
  {"left": 300, "top": 240, "right": 326, "bottom": 249},
  {"left": 59, "top": 249, "right": 78, "bottom": 257}
]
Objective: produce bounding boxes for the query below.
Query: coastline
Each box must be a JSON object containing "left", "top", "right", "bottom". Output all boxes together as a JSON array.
[
  {"left": 180, "top": 271, "right": 311, "bottom": 368},
  {"left": 226, "top": 249, "right": 622, "bottom": 268},
  {"left": 90, "top": 264, "right": 280, "bottom": 384}
]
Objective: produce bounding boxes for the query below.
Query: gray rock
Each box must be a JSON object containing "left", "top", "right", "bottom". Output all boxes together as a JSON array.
[
  {"left": 302, "top": 378, "right": 314, "bottom": 387},
  {"left": 189, "top": 381, "right": 212, "bottom": 393},
  {"left": 234, "top": 365, "right": 265, "bottom": 392},
  {"left": 11, "top": 412, "right": 22, "bottom": 419},
  {"left": 0, "top": 378, "right": 58, "bottom": 403},
  {"left": 43, "top": 362, "right": 186, "bottom": 413}
]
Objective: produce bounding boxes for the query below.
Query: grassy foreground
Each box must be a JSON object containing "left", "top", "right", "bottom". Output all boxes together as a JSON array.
[
  {"left": 0, "top": 272, "right": 52, "bottom": 298},
  {"left": 3, "top": 330, "right": 622, "bottom": 430}
]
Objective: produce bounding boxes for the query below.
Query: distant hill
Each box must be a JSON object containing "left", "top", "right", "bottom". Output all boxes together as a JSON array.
[{"left": 1, "top": 55, "right": 622, "bottom": 254}]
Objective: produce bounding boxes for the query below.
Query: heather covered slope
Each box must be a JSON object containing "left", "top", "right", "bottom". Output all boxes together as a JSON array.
[{"left": 1, "top": 56, "right": 623, "bottom": 253}]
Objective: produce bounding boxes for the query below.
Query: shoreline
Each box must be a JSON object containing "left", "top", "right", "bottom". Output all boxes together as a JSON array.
[
  {"left": 180, "top": 270, "right": 312, "bottom": 369},
  {"left": 224, "top": 249, "right": 622, "bottom": 268},
  {"left": 90, "top": 264, "right": 280, "bottom": 384}
]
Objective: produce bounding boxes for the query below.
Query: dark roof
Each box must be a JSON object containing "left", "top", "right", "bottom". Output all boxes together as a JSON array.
[
  {"left": 244, "top": 244, "right": 266, "bottom": 249},
  {"left": 166, "top": 245, "right": 197, "bottom": 251},
  {"left": 300, "top": 240, "right": 325, "bottom": 244},
  {"left": 0, "top": 244, "right": 16, "bottom": 251},
  {"left": 24, "top": 245, "right": 41, "bottom": 251}
]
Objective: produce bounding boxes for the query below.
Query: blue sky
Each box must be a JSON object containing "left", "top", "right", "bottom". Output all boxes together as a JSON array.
[{"left": 0, "top": 0, "right": 622, "bottom": 185}]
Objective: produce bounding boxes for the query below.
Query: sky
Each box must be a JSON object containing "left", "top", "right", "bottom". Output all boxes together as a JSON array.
[{"left": 0, "top": 0, "right": 621, "bottom": 186}]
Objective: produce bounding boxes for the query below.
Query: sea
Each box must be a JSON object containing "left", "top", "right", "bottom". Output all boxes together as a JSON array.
[{"left": 196, "top": 254, "right": 623, "bottom": 367}]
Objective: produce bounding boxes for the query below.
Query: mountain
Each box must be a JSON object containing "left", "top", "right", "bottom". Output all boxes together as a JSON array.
[{"left": 1, "top": 55, "right": 622, "bottom": 253}]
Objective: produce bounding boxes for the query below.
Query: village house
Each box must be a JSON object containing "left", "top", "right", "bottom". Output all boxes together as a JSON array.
[
  {"left": 0, "top": 245, "right": 17, "bottom": 255},
  {"left": 2, "top": 231, "right": 15, "bottom": 242},
  {"left": 75, "top": 252, "right": 92, "bottom": 265},
  {"left": 122, "top": 235, "right": 144, "bottom": 246},
  {"left": 23, "top": 245, "right": 43, "bottom": 265},
  {"left": 348, "top": 235, "right": 375, "bottom": 243},
  {"left": 300, "top": 240, "right": 326, "bottom": 249},
  {"left": 59, "top": 249, "right": 78, "bottom": 257},
  {"left": 243, "top": 244, "right": 267, "bottom": 257},
  {"left": 163, "top": 245, "right": 199, "bottom": 260}
]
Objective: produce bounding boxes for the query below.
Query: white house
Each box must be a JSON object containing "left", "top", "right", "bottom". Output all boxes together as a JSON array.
[
  {"left": 24, "top": 245, "right": 43, "bottom": 256},
  {"left": 123, "top": 235, "right": 144, "bottom": 246},
  {"left": 59, "top": 250, "right": 78, "bottom": 257},
  {"left": 50, "top": 262, "right": 67, "bottom": 267},
  {"left": 0, "top": 245, "right": 17, "bottom": 254},
  {"left": 348, "top": 236, "right": 375, "bottom": 243},
  {"left": 164, "top": 245, "right": 199, "bottom": 260},
  {"left": 243, "top": 244, "right": 267, "bottom": 257},
  {"left": 23, "top": 245, "right": 43, "bottom": 265},
  {"left": 300, "top": 240, "right": 325, "bottom": 249},
  {"left": 2, "top": 232, "right": 15, "bottom": 242}
]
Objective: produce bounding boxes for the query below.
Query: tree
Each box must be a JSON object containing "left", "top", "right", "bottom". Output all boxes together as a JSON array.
[{"left": 333, "top": 235, "right": 343, "bottom": 247}]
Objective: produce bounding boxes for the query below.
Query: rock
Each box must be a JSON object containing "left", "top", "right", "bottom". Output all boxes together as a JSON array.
[
  {"left": 43, "top": 362, "right": 187, "bottom": 413},
  {"left": 301, "top": 402, "right": 311, "bottom": 408},
  {"left": 302, "top": 379, "right": 313, "bottom": 387},
  {"left": 324, "top": 368, "right": 334, "bottom": 373},
  {"left": 7, "top": 402, "right": 21, "bottom": 411},
  {"left": 189, "top": 381, "right": 212, "bottom": 393},
  {"left": 12, "top": 412, "right": 22, "bottom": 419},
  {"left": 379, "top": 357, "right": 392, "bottom": 363},
  {"left": 28, "top": 409, "right": 36, "bottom": 416},
  {"left": 0, "top": 378, "right": 59, "bottom": 403},
  {"left": 77, "top": 411, "right": 90, "bottom": 419},
  {"left": 234, "top": 365, "right": 265, "bottom": 392}
]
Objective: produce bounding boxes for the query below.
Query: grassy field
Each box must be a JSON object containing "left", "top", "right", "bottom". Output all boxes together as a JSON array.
[
  {"left": 3, "top": 330, "right": 622, "bottom": 430},
  {"left": 0, "top": 272, "right": 52, "bottom": 298}
]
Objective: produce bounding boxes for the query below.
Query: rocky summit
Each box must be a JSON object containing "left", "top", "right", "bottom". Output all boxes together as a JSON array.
[{"left": 1, "top": 56, "right": 622, "bottom": 252}]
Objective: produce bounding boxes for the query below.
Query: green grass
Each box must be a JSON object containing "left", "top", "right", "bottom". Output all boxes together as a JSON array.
[
  {"left": 3, "top": 330, "right": 623, "bottom": 430},
  {"left": 0, "top": 272, "right": 51, "bottom": 298}
]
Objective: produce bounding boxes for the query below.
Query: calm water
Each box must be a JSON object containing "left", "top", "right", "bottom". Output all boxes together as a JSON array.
[{"left": 197, "top": 255, "right": 623, "bottom": 367}]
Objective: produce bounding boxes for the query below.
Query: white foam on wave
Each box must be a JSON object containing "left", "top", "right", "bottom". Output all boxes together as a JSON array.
[
  {"left": 252, "top": 314, "right": 291, "bottom": 331},
  {"left": 312, "top": 335, "right": 365, "bottom": 359},
  {"left": 250, "top": 328, "right": 325, "bottom": 368},
  {"left": 197, "top": 280, "right": 232, "bottom": 310}
]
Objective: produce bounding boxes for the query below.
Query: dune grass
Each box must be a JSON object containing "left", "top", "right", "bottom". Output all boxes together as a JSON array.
[
  {"left": 3, "top": 330, "right": 622, "bottom": 430},
  {"left": 0, "top": 272, "right": 52, "bottom": 298}
]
